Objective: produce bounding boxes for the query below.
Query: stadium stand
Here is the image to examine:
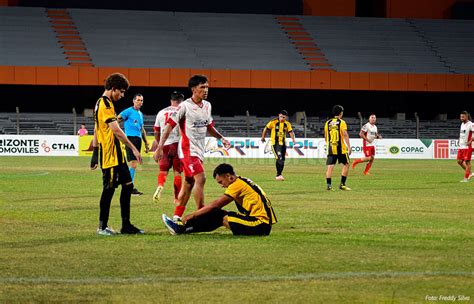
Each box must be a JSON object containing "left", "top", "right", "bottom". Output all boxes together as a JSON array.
[
  {"left": 0, "top": 112, "right": 461, "bottom": 139},
  {"left": 2, "top": 7, "right": 474, "bottom": 73},
  {"left": 0, "top": 7, "right": 67, "bottom": 66}
]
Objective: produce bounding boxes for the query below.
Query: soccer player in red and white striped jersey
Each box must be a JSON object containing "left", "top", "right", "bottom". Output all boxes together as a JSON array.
[
  {"left": 352, "top": 114, "right": 381, "bottom": 175},
  {"left": 457, "top": 111, "right": 473, "bottom": 182},
  {"left": 155, "top": 75, "right": 230, "bottom": 222},
  {"left": 152, "top": 91, "right": 184, "bottom": 204}
]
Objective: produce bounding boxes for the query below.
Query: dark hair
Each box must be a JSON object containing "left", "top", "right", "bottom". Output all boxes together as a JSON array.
[
  {"left": 171, "top": 91, "right": 184, "bottom": 101},
  {"left": 332, "top": 105, "right": 344, "bottom": 116},
  {"left": 133, "top": 94, "right": 143, "bottom": 101},
  {"left": 280, "top": 110, "right": 288, "bottom": 116},
  {"left": 461, "top": 110, "right": 472, "bottom": 120},
  {"left": 213, "top": 163, "right": 235, "bottom": 178},
  {"left": 104, "top": 73, "right": 129, "bottom": 91},
  {"left": 188, "top": 75, "right": 208, "bottom": 89}
]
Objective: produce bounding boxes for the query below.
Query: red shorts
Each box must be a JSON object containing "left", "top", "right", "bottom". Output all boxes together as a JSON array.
[
  {"left": 180, "top": 156, "right": 205, "bottom": 177},
  {"left": 457, "top": 148, "right": 473, "bottom": 161},
  {"left": 363, "top": 146, "right": 375, "bottom": 157},
  {"left": 160, "top": 143, "right": 182, "bottom": 173}
]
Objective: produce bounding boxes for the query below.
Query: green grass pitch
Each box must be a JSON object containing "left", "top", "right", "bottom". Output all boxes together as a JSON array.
[{"left": 0, "top": 156, "right": 473, "bottom": 303}]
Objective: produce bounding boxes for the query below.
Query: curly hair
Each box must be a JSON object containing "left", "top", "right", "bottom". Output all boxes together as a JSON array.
[{"left": 104, "top": 73, "right": 130, "bottom": 91}]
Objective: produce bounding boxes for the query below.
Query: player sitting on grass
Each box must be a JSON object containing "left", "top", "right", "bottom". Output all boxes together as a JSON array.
[{"left": 161, "top": 163, "right": 277, "bottom": 236}]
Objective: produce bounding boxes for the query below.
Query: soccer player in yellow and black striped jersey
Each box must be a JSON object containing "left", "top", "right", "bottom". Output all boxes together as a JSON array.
[
  {"left": 90, "top": 73, "right": 144, "bottom": 236},
  {"left": 261, "top": 110, "right": 296, "bottom": 181},
  {"left": 161, "top": 163, "right": 277, "bottom": 236},
  {"left": 324, "top": 105, "right": 352, "bottom": 191}
]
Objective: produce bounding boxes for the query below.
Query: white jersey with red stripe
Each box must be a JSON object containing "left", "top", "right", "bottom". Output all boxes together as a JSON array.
[
  {"left": 459, "top": 121, "right": 473, "bottom": 149},
  {"left": 167, "top": 98, "right": 213, "bottom": 160},
  {"left": 361, "top": 122, "right": 378, "bottom": 147},
  {"left": 154, "top": 105, "right": 180, "bottom": 146}
]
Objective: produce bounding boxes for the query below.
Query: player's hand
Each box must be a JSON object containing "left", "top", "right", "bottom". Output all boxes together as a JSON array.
[
  {"left": 144, "top": 143, "right": 150, "bottom": 154},
  {"left": 133, "top": 148, "right": 143, "bottom": 165},
  {"left": 221, "top": 138, "right": 231, "bottom": 149},
  {"left": 348, "top": 148, "right": 352, "bottom": 156},
  {"left": 153, "top": 147, "right": 163, "bottom": 163},
  {"left": 368, "top": 139, "right": 373, "bottom": 143},
  {"left": 261, "top": 138, "right": 266, "bottom": 143},
  {"left": 377, "top": 134, "right": 382, "bottom": 140},
  {"left": 90, "top": 147, "right": 99, "bottom": 170}
]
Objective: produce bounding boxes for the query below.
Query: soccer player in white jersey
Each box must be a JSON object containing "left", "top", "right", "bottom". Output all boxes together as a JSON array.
[
  {"left": 457, "top": 111, "right": 473, "bottom": 182},
  {"left": 352, "top": 114, "right": 382, "bottom": 175},
  {"left": 154, "top": 75, "right": 230, "bottom": 222},
  {"left": 152, "top": 91, "right": 184, "bottom": 204}
]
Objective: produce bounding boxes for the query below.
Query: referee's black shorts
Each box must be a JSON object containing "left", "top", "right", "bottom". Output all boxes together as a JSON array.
[
  {"left": 326, "top": 153, "right": 350, "bottom": 165},
  {"left": 125, "top": 136, "right": 142, "bottom": 162},
  {"left": 227, "top": 212, "right": 272, "bottom": 236},
  {"left": 102, "top": 162, "right": 132, "bottom": 189}
]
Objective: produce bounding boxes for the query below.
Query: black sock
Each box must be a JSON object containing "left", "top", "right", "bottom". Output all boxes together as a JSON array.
[
  {"left": 99, "top": 187, "right": 115, "bottom": 229},
  {"left": 184, "top": 209, "right": 226, "bottom": 234},
  {"left": 276, "top": 160, "right": 284, "bottom": 176},
  {"left": 341, "top": 175, "right": 347, "bottom": 185},
  {"left": 326, "top": 178, "right": 331, "bottom": 186},
  {"left": 120, "top": 183, "right": 133, "bottom": 226}
]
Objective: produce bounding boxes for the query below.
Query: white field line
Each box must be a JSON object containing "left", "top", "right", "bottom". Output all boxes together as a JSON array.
[{"left": 1, "top": 271, "right": 473, "bottom": 285}]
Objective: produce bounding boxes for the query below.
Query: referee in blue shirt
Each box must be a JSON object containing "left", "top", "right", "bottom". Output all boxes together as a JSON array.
[{"left": 118, "top": 94, "right": 150, "bottom": 196}]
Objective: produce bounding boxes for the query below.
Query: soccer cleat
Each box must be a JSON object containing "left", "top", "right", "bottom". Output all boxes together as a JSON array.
[
  {"left": 132, "top": 188, "right": 143, "bottom": 196},
  {"left": 153, "top": 185, "right": 164, "bottom": 203},
  {"left": 327, "top": 185, "right": 334, "bottom": 191},
  {"left": 363, "top": 172, "right": 372, "bottom": 176},
  {"left": 460, "top": 178, "right": 469, "bottom": 183},
  {"left": 275, "top": 175, "right": 285, "bottom": 181},
  {"left": 352, "top": 160, "right": 360, "bottom": 169},
  {"left": 469, "top": 173, "right": 474, "bottom": 180},
  {"left": 97, "top": 227, "right": 116, "bottom": 236},
  {"left": 120, "top": 223, "right": 145, "bottom": 234},
  {"left": 162, "top": 214, "right": 183, "bottom": 235},
  {"left": 339, "top": 185, "right": 352, "bottom": 191}
]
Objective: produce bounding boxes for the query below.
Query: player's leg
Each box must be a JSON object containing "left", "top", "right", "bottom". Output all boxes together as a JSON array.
[
  {"left": 184, "top": 209, "right": 226, "bottom": 233},
  {"left": 326, "top": 155, "right": 336, "bottom": 190},
  {"left": 97, "top": 168, "right": 116, "bottom": 235},
  {"left": 273, "top": 144, "right": 285, "bottom": 180},
  {"left": 225, "top": 212, "right": 272, "bottom": 236},
  {"left": 340, "top": 154, "right": 351, "bottom": 190},
  {"left": 364, "top": 155, "right": 375, "bottom": 175},
  {"left": 117, "top": 163, "right": 144, "bottom": 234},
  {"left": 126, "top": 137, "right": 142, "bottom": 196},
  {"left": 192, "top": 172, "right": 206, "bottom": 209},
  {"left": 154, "top": 145, "right": 171, "bottom": 203},
  {"left": 172, "top": 147, "right": 183, "bottom": 205},
  {"left": 353, "top": 147, "right": 370, "bottom": 169}
]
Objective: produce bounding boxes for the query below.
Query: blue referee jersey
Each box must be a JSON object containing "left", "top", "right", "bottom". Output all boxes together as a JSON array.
[{"left": 119, "top": 106, "right": 144, "bottom": 137}]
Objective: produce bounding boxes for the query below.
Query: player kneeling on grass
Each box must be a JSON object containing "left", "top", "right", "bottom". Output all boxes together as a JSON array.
[{"left": 162, "top": 163, "right": 277, "bottom": 236}]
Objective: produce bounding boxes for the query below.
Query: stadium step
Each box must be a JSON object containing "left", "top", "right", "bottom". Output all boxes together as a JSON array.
[
  {"left": 275, "top": 16, "right": 335, "bottom": 72},
  {"left": 45, "top": 9, "right": 94, "bottom": 67}
]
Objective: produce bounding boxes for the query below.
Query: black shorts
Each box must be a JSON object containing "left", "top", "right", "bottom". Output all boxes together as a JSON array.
[
  {"left": 125, "top": 136, "right": 142, "bottom": 162},
  {"left": 326, "top": 153, "right": 350, "bottom": 165},
  {"left": 272, "top": 144, "right": 286, "bottom": 161},
  {"left": 227, "top": 212, "right": 272, "bottom": 236},
  {"left": 102, "top": 162, "right": 132, "bottom": 189}
]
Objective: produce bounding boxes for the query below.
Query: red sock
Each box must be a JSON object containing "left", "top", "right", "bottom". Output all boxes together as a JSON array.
[
  {"left": 158, "top": 172, "right": 167, "bottom": 186},
  {"left": 173, "top": 176, "right": 182, "bottom": 200},
  {"left": 174, "top": 205, "right": 186, "bottom": 217},
  {"left": 364, "top": 163, "right": 372, "bottom": 174},
  {"left": 465, "top": 168, "right": 471, "bottom": 179}
]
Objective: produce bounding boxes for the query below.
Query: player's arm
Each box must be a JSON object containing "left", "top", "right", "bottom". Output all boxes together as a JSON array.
[
  {"left": 359, "top": 130, "right": 370, "bottom": 143},
  {"left": 154, "top": 124, "right": 174, "bottom": 162},
  {"left": 376, "top": 132, "right": 382, "bottom": 139},
  {"left": 117, "top": 114, "right": 123, "bottom": 123},
  {"left": 109, "top": 121, "right": 142, "bottom": 164},
  {"left": 288, "top": 130, "right": 296, "bottom": 144},
  {"left": 343, "top": 129, "right": 351, "bottom": 155},
  {"left": 90, "top": 126, "right": 99, "bottom": 170},
  {"left": 261, "top": 127, "right": 268, "bottom": 143},
  {"left": 183, "top": 195, "right": 233, "bottom": 223},
  {"left": 141, "top": 125, "right": 149, "bottom": 153},
  {"left": 207, "top": 124, "right": 230, "bottom": 148},
  {"left": 153, "top": 126, "right": 161, "bottom": 147}
]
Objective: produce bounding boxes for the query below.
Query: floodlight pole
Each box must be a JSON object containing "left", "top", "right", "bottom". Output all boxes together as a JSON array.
[
  {"left": 357, "top": 111, "right": 363, "bottom": 129},
  {"left": 73, "top": 108, "right": 77, "bottom": 135},
  {"left": 16, "top": 107, "right": 20, "bottom": 135},
  {"left": 303, "top": 111, "right": 307, "bottom": 138},
  {"left": 414, "top": 112, "right": 420, "bottom": 139},
  {"left": 246, "top": 110, "right": 250, "bottom": 137}
]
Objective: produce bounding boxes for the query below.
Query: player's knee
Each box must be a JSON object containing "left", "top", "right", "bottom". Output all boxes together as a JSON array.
[{"left": 184, "top": 176, "right": 195, "bottom": 186}]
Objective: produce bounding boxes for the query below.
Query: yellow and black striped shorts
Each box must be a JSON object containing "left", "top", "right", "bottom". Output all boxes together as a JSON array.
[{"left": 227, "top": 212, "right": 271, "bottom": 236}]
